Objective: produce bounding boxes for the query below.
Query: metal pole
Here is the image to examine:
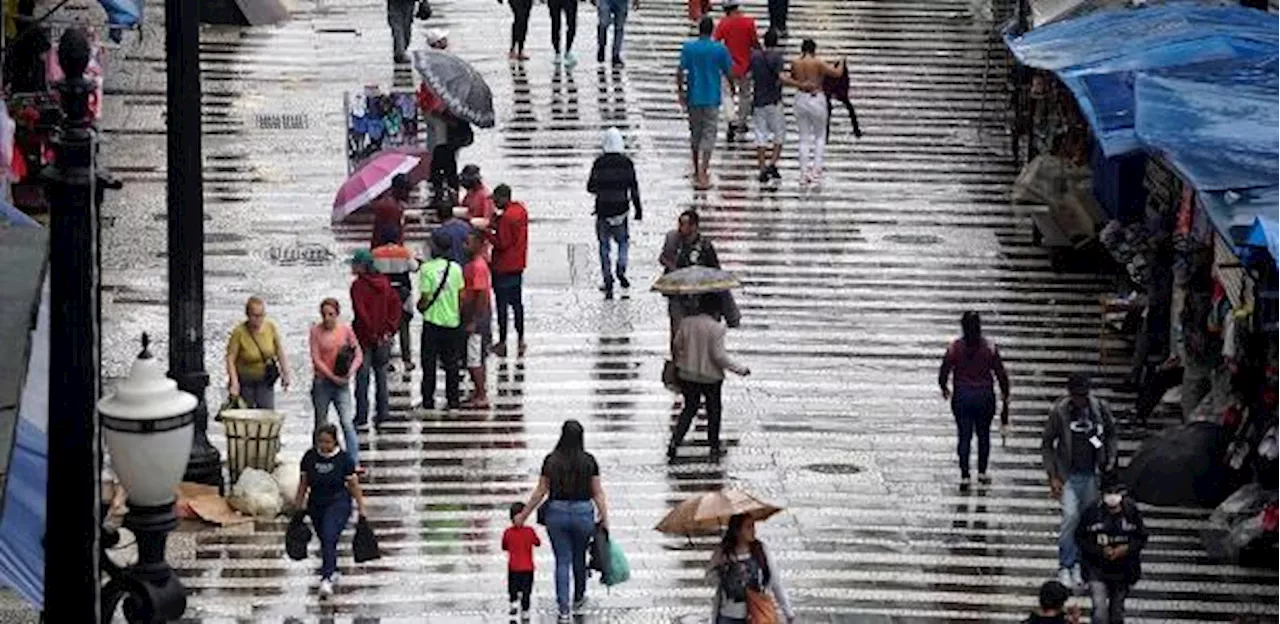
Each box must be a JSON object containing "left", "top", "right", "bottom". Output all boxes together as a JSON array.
[
  {"left": 42, "top": 26, "right": 101, "bottom": 623},
  {"left": 167, "top": 0, "right": 223, "bottom": 489}
]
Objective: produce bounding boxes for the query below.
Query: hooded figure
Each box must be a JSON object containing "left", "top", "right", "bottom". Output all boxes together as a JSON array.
[{"left": 587, "top": 127, "right": 643, "bottom": 299}]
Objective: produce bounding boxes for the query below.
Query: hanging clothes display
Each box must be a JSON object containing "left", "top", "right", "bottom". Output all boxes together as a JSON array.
[{"left": 345, "top": 88, "right": 420, "bottom": 172}]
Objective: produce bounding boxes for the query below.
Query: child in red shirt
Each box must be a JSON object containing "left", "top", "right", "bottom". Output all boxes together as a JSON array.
[{"left": 502, "top": 502, "right": 541, "bottom": 619}]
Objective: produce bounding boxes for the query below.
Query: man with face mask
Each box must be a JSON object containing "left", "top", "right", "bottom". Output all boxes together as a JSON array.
[
  {"left": 1042, "top": 372, "right": 1117, "bottom": 591},
  {"left": 1076, "top": 480, "right": 1147, "bottom": 623}
]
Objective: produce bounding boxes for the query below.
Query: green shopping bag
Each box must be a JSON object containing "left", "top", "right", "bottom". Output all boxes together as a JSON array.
[{"left": 601, "top": 538, "right": 631, "bottom": 587}]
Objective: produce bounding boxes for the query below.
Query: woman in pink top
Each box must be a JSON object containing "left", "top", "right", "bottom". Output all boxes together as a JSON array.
[
  {"left": 310, "top": 298, "right": 365, "bottom": 470},
  {"left": 939, "top": 311, "right": 1011, "bottom": 489}
]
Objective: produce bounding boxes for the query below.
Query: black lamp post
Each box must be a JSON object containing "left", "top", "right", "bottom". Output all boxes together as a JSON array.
[{"left": 167, "top": 0, "right": 223, "bottom": 490}]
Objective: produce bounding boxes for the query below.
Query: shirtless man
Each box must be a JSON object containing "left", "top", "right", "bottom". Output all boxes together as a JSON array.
[{"left": 789, "top": 39, "right": 843, "bottom": 185}]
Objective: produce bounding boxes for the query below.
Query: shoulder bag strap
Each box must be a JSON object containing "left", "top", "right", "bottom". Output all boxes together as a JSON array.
[
  {"left": 423, "top": 262, "right": 452, "bottom": 314},
  {"left": 245, "top": 323, "right": 272, "bottom": 362}
]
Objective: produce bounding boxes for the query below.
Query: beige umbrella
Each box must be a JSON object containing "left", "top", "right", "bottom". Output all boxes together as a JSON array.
[{"left": 655, "top": 488, "right": 783, "bottom": 536}]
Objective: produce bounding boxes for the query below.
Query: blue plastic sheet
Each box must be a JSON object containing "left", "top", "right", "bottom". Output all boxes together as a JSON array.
[
  {"left": 1200, "top": 186, "right": 1280, "bottom": 266},
  {"left": 1134, "top": 56, "right": 1279, "bottom": 192},
  {"left": 98, "top": 0, "right": 142, "bottom": 27},
  {"left": 1005, "top": 3, "right": 1278, "bottom": 156},
  {"left": 1246, "top": 215, "right": 1279, "bottom": 268}
]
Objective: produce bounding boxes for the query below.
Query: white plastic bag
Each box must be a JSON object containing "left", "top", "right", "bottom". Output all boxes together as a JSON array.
[
  {"left": 229, "top": 467, "right": 283, "bottom": 518},
  {"left": 273, "top": 461, "right": 301, "bottom": 512}
]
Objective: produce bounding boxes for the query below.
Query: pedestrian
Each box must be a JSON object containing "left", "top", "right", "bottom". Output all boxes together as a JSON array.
[
  {"left": 350, "top": 249, "right": 402, "bottom": 428},
  {"left": 491, "top": 184, "right": 529, "bottom": 357},
  {"left": 373, "top": 231, "right": 421, "bottom": 372},
  {"left": 789, "top": 39, "right": 844, "bottom": 186},
  {"left": 587, "top": 127, "right": 643, "bottom": 300},
  {"left": 418, "top": 230, "right": 466, "bottom": 410},
  {"left": 371, "top": 173, "right": 412, "bottom": 249},
  {"left": 707, "top": 513, "right": 795, "bottom": 624},
  {"left": 1042, "top": 372, "right": 1118, "bottom": 591},
  {"left": 669, "top": 293, "right": 749, "bottom": 461},
  {"left": 460, "top": 164, "right": 496, "bottom": 221},
  {"left": 433, "top": 195, "right": 472, "bottom": 264},
  {"left": 513, "top": 420, "right": 611, "bottom": 623},
  {"left": 387, "top": 0, "right": 415, "bottom": 63},
  {"left": 596, "top": 0, "right": 637, "bottom": 67},
  {"left": 766, "top": 0, "right": 787, "bottom": 37},
  {"left": 294, "top": 423, "right": 367, "bottom": 600},
  {"left": 548, "top": 0, "right": 580, "bottom": 67},
  {"left": 660, "top": 210, "right": 721, "bottom": 349},
  {"left": 225, "top": 296, "right": 291, "bottom": 409},
  {"left": 503, "top": 0, "right": 534, "bottom": 61},
  {"left": 1077, "top": 480, "right": 1147, "bottom": 624},
  {"left": 503, "top": 502, "right": 541, "bottom": 621},
  {"left": 677, "top": 16, "right": 733, "bottom": 190},
  {"left": 461, "top": 230, "right": 492, "bottom": 408},
  {"left": 713, "top": 0, "right": 759, "bottom": 143},
  {"left": 1024, "top": 581, "right": 1079, "bottom": 624},
  {"left": 309, "top": 298, "right": 364, "bottom": 471},
  {"left": 938, "top": 311, "right": 1012, "bottom": 490},
  {"left": 748, "top": 29, "right": 790, "bottom": 184}
]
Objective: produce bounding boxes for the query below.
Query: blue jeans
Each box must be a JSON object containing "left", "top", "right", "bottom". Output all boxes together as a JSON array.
[
  {"left": 311, "top": 377, "right": 360, "bottom": 467},
  {"left": 1059, "top": 472, "right": 1099, "bottom": 569},
  {"left": 493, "top": 272, "right": 525, "bottom": 345},
  {"left": 308, "top": 494, "right": 352, "bottom": 580},
  {"left": 597, "top": 0, "right": 628, "bottom": 59},
  {"left": 596, "top": 217, "right": 629, "bottom": 287},
  {"left": 544, "top": 500, "right": 595, "bottom": 615},
  {"left": 355, "top": 340, "right": 391, "bottom": 424},
  {"left": 951, "top": 386, "right": 996, "bottom": 478}
]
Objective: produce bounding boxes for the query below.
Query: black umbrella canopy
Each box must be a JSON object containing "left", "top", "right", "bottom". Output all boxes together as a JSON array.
[
  {"left": 413, "top": 50, "right": 495, "bottom": 128},
  {"left": 1122, "top": 421, "right": 1228, "bottom": 508}
]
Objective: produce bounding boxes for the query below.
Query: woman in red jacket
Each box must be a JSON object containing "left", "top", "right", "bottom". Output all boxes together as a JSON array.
[{"left": 938, "top": 311, "right": 1011, "bottom": 489}]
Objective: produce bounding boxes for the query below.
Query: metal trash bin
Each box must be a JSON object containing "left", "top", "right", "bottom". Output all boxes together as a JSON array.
[{"left": 220, "top": 409, "right": 284, "bottom": 484}]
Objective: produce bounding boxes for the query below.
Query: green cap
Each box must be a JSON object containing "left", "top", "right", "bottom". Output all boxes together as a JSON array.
[{"left": 349, "top": 248, "right": 375, "bottom": 267}]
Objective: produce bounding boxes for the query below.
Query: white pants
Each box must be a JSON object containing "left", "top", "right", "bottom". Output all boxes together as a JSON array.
[{"left": 794, "top": 92, "right": 828, "bottom": 175}]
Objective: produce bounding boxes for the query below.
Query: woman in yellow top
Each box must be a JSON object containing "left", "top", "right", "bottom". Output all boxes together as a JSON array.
[{"left": 226, "top": 296, "right": 292, "bottom": 409}]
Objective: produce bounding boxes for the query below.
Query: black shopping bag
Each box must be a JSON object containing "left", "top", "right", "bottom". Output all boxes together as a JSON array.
[
  {"left": 285, "top": 512, "right": 311, "bottom": 561},
  {"left": 353, "top": 515, "right": 382, "bottom": 563}
]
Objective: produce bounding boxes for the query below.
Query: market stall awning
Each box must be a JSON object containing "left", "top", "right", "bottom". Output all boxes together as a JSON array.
[
  {"left": 1199, "top": 186, "right": 1280, "bottom": 268},
  {"left": 1023, "top": 0, "right": 1127, "bottom": 30},
  {"left": 1004, "top": 3, "right": 1278, "bottom": 156},
  {"left": 99, "top": 0, "right": 142, "bottom": 27},
  {"left": 1246, "top": 215, "right": 1279, "bottom": 268},
  {"left": 1134, "top": 56, "right": 1279, "bottom": 192}
]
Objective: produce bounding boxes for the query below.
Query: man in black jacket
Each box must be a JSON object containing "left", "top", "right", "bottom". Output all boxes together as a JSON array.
[
  {"left": 587, "top": 127, "right": 643, "bottom": 300},
  {"left": 1076, "top": 480, "right": 1147, "bottom": 624}
]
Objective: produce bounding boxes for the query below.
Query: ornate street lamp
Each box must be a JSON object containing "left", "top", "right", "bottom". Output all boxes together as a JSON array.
[{"left": 96, "top": 334, "right": 192, "bottom": 621}]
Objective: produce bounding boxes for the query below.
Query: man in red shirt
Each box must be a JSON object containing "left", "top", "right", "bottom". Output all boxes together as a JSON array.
[
  {"left": 459, "top": 164, "right": 496, "bottom": 221},
  {"left": 349, "top": 249, "right": 403, "bottom": 427},
  {"left": 490, "top": 184, "right": 529, "bottom": 357},
  {"left": 370, "top": 174, "right": 412, "bottom": 248},
  {"left": 461, "top": 230, "right": 493, "bottom": 408},
  {"left": 713, "top": 0, "right": 759, "bottom": 142}
]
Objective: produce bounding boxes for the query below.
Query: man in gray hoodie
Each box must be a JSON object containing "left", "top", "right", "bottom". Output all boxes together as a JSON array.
[{"left": 1042, "top": 372, "right": 1117, "bottom": 592}]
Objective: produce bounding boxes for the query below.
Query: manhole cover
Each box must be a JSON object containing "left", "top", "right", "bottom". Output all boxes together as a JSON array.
[
  {"left": 804, "top": 463, "right": 863, "bottom": 475},
  {"left": 884, "top": 234, "right": 943, "bottom": 245}
]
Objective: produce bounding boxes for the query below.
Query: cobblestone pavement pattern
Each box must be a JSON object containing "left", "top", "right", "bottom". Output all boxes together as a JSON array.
[{"left": 73, "top": 0, "right": 1280, "bottom": 620}]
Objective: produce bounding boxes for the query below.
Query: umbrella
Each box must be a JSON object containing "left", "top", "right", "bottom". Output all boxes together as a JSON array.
[
  {"left": 1122, "top": 421, "right": 1227, "bottom": 508},
  {"left": 651, "top": 265, "right": 741, "bottom": 296},
  {"left": 412, "top": 50, "right": 495, "bottom": 128},
  {"left": 332, "top": 152, "right": 420, "bottom": 223},
  {"left": 655, "top": 488, "right": 782, "bottom": 536},
  {"left": 352, "top": 147, "right": 433, "bottom": 186}
]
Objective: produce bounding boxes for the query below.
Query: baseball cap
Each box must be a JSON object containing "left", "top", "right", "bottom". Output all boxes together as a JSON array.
[{"left": 349, "top": 248, "right": 375, "bottom": 268}]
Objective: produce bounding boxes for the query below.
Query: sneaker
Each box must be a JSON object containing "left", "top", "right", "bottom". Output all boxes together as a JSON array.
[
  {"left": 600, "top": 284, "right": 614, "bottom": 300},
  {"left": 758, "top": 168, "right": 771, "bottom": 183},
  {"left": 612, "top": 56, "right": 625, "bottom": 68},
  {"left": 573, "top": 596, "right": 589, "bottom": 614},
  {"left": 1057, "top": 567, "right": 1073, "bottom": 590},
  {"left": 727, "top": 124, "right": 738, "bottom": 143},
  {"left": 557, "top": 615, "right": 572, "bottom": 624},
  {"left": 618, "top": 275, "right": 630, "bottom": 289},
  {"left": 564, "top": 51, "right": 578, "bottom": 67},
  {"left": 977, "top": 473, "right": 992, "bottom": 485},
  {"left": 509, "top": 601, "right": 519, "bottom": 616},
  {"left": 520, "top": 608, "right": 531, "bottom": 621},
  {"left": 518, "top": 341, "right": 528, "bottom": 357},
  {"left": 554, "top": 53, "right": 563, "bottom": 65},
  {"left": 959, "top": 476, "right": 971, "bottom": 491},
  {"left": 318, "top": 578, "right": 334, "bottom": 599},
  {"left": 769, "top": 165, "right": 781, "bottom": 180},
  {"left": 1071, "top": 564, "right": 1084, "bottom": 588}
]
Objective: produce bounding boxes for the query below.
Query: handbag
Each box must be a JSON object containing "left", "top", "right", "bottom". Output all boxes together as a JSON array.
[
  {"left": 602, "top": 537, "right": 631, "bottom": 587},
  {"left": 352, "top": 515, "right": 382, "bottom": 563},
  {"left": 245, "top": 324, "right": 281, "bottom": 386},
  {"left": 332, "top": 337, "right": 357, "bottom": 378},
  {"left": 746, "top": 588, "right": 779, "bottom": 624},
  {"left": 284, "top": 511, "right": 311, "bottom": 561}
]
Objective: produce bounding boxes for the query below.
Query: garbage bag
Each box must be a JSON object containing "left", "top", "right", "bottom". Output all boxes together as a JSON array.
[
  {"left": 273, "top": 461, "right": 301, "bottom": 512},
  {"left": 285, "top": 511, "right": 312, "bottom": 561},
  {"left": 353, "top": 515, "right": 382, "bottom": 563},
  {"left": 228, "top": 467, "right": 284, "bottom": 518},
  {"left": 1202, "top": 484, "right": 1278, "bottom": 564},
  {"left": 1122, "top": 421, "right": 1227, "bottom": 507},
  {"left": 601, "top": 537, "right": 631, "bottom": 587}
]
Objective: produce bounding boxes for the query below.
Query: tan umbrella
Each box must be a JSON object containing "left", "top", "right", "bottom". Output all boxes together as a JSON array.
[{"left": 654, "top": 488, "right": 783, "bottom": 536}]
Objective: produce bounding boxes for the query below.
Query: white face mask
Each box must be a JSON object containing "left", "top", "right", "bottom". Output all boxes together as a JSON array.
[{"left": 1103, "top": 493, "right": 1123, "bottom": 507}]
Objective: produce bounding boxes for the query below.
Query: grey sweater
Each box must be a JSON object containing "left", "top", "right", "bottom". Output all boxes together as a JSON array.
[
  {"left": 1041, "top": 395, "right": 1117, "bottom": 482},
  {"left": 674, "top": 314, "right": 743, "bottom": 384}
]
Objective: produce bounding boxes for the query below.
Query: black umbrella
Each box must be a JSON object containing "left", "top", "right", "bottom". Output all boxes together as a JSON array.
[
  {"left": 1122, "top": 421, "right": 1228, "bottom": 508},
  {"left": 412, "top": 50, "right": 495, "bottom": 128}
]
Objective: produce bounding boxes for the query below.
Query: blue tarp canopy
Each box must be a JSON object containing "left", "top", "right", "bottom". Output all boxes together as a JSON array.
[
  {"left": 99, "top": 0, "right": 142, "bottom": 27},
  {"left": 1199, "top": 187, "right": 1279, "bottom": 268},
  {"left": 1246, "top": 215, "right": 1279, "bottom": 268},
  {"left": 1004, "top": 3, "right": 1278, "bottom": 157}
]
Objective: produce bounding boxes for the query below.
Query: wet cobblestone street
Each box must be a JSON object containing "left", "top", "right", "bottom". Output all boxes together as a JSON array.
[{"left": 83, "top": 0, "right": 1280, "bottom": 621}]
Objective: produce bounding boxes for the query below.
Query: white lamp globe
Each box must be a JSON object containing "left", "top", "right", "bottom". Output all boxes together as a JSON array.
[{"left": 97, "top": 335, "right": 196, "bottom": 508}]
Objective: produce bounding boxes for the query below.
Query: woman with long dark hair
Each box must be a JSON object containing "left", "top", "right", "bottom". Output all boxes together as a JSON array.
[
  {"left": 514, "top": 420, "right": 610, "bottom": 622},
  {"left": 707, "top": 513, "right": 795, "bottom": 623},
  {"left": 294, "top": 424, "right": 367, "bottom": 600},
  {"left": 938, "top": 311, "right": 1011, "bottom": 489}
]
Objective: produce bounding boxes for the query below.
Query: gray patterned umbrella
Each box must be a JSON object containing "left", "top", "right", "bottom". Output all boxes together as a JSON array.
[{"left": 412, "top": 50, "right": 495, "bottom": 128}]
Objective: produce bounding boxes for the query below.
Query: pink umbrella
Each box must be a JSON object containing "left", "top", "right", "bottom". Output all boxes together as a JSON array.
[{"left": 332, "top": 152, "right": 421, "bottom": 223}]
